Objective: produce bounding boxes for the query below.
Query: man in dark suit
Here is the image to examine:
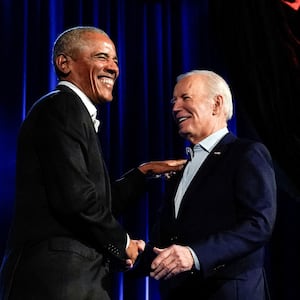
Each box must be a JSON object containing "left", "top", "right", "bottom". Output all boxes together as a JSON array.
[
  {"left": 133, "top": 70, "right": 277, "bottom": 300},
  {"left": 0, "top": 26, "right": 186, "bottom": 300}
]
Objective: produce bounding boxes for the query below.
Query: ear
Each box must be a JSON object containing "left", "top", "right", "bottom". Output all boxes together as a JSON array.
[
  {"left": 212, "top": 95, "right": 223, "bottom": 115},
  {"left": 55, "top": 54, "right": 71, "bottom": 76}
]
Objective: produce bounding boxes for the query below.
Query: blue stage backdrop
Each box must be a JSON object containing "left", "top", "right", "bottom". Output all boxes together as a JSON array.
[{"left": 1, "top": 1, "right": 299, "bottom": 299}]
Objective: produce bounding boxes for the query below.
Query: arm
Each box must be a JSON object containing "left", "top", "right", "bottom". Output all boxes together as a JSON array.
[
  {"left": 35, "top": 94, "right": 130, "bottom": 264},
  {"left": 194, "top": 142, "right": 277, "bottom": 278},
  {"left": 149, "top": 142, "right": 277, "bottom": 279},
  {"left": 111, "top": 159, "right": 187, "bottom": 216}
]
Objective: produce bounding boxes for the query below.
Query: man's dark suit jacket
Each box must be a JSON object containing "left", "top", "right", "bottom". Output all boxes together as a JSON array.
[
  {"left": 0, "top": 85, "right": 146, "bottom": 300},
  {"left": 132, "top": 132, "right": 277, "bottom": 300}
]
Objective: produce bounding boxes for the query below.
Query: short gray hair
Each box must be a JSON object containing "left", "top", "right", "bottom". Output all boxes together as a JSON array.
[{"left": 177, "top": 70, "right": 233, "bottom": 120}]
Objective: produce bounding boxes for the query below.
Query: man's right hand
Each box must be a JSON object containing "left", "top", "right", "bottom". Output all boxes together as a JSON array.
[
  {"left": 138, "top": 159, "right": 187, "bottom": 178},
  {"left": 125, "top": 239, "right": 145, "bottom": 268}
]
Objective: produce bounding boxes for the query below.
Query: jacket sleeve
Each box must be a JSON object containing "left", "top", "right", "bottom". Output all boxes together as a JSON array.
[
  {"left": 192, "top": 142, "right": 277, "bottom": 278},
  {"left": 111, "top": 168, "right": 147, "bottom": 216},
  {"left": 34, "top": 91, "right": 129, "bottom": 263}
]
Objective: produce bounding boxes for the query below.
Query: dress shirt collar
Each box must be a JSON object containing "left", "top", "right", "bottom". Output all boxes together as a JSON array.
[
  {"left": 187, "top": 127, "right": 229, "bottom": 160},
  {"left": 58, "top": 81, "right": 100, "bottom": 132},
  {"left": 199, "top": 127, "right": 229, "bottom": 152}
]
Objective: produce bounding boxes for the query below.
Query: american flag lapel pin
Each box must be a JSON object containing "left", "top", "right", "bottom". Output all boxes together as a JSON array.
[{"left": 213, "top": 151, "right": 222, "bottom": 155}]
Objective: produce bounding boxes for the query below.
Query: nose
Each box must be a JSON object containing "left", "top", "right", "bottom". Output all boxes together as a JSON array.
[
  {"left": 171, "top": 99, "right": 182, "bottom": 113},
  {"left": 106, "top": 58, "right": 119, "bottom": 77},
  {"left": 172, "top": 106, "right": 180, "bottom": 121},
  {"left": 171, "top": 99, "right": 184, "bottom": 121}
]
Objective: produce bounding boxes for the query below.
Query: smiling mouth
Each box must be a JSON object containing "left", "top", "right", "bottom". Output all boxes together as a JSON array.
[
  {"left": 99, "top": 77, "right": 114, "bottom": 87},
  {"left": 177, "top": 117, "right": 189, "bottom": 124}
]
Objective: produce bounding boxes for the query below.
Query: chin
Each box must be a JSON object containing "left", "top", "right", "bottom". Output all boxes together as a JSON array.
[
  {"left": 98, "top": 96, "right": 113, "bottom": 104},
  {"left": 179, "top": 130, "right": 188, "bottom": 138},
  {"left": 104, "top": 93, "right": 114, "bottom": 102}
]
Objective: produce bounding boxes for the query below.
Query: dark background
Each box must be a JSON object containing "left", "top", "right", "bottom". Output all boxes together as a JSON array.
[{"left": 1, "top": 0, "right": 299, "bottom": 299}]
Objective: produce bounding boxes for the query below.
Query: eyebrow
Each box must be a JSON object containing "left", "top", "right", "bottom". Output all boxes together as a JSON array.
[
  {"left": 95, "top": 52, "right": 118, "bottom": 60},
  {"left": 177, "top": 93, "right": 191, "bottom": 99}
]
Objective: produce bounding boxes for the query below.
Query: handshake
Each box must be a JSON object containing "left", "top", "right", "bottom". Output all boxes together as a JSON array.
[
  {"left": 125, "top": 240, "right": 195, "bottom": 280},
  {"left": 124, "top": 158, "right": 192, "bottom": 278}
]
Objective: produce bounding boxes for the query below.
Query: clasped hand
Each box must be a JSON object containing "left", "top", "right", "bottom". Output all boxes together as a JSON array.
[
  {"left": 150, "top": 245, "right": 194, "bottom": 280},
  {"left": 125, "top": 239, "right": 145, "bottom": 268}
]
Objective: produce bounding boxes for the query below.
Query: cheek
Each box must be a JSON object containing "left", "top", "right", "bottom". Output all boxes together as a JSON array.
[
  {"left": 192, "top": 113, "right": 210, "bottom": 131},
  {"left": 194, "top": 105, "right": 211, "bottom": 120}
]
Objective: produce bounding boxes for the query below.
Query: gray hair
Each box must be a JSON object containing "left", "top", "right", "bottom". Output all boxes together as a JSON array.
[
  {"left": 52, "top": 26, "right": 108, "bottom": 76},
  {"left": 177, "top": 70, "right": 233, "bottom": 120}
]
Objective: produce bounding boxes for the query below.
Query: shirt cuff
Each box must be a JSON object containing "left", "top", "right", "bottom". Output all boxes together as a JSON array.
[
  {"left": 126, "top": 233, "right": 130, "bottom": 249},
  {"left": 187, "top": 246, "right": 200, "bottom": 270}
]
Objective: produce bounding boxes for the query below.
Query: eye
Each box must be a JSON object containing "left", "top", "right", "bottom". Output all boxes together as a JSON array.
[
  {"left": 170, "top": 95, "right": 192, "bottom": 105},
  {"left": 94, "top": 54, "right": 118, "bottom": 66},
  {"left": 113, "top": 58, "right": 119, "bottom": 66},
  {"left": 95, "top": 54, "right": 108, "bottom": 61},
  {"left": 182, "top": 95, "right": 192, "bottom": 101}
]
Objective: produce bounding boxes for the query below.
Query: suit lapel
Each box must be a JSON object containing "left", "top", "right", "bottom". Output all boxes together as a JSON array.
[
  {"left": 176, "top": 133, "right": 237, "bottom": 219},
  {"left": 57, "top": 84, "right": 111, "bottom": 196}
]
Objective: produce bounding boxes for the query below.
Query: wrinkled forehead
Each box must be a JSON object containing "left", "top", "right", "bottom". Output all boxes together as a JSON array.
[
  {"left": 77, "top": 31, "right": 117, "bottom": 54},
  {"left": 173, "top": 75, "right": 206, "bottom": 96}
]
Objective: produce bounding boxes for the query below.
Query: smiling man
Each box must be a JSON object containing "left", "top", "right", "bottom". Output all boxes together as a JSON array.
[
  {"left": 53, "top": 27, "right": 119, "bottom": 104},
  {"left": 0, "top": 26, "right": 186, "bottom": 300},
  {"left": 132, "top": 70, "right": 277, "bottom": 300}
]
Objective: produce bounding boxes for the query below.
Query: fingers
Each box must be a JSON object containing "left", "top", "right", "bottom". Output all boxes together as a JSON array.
[
  {"left": 153, "top": 247, "right": 164, "bottom": 255},
  {"left": 166, "top": 159, "right": 187, "bottom": 167},
  {"left": 125, "top": 259, "right": 133, "bottom": 269},
  {"left": 126, "top": 239, "right": 145, "bottom": 267},
  {"left": 137, "top": 239, "right": 146, "bottom": 252},
  {"left": 151, "top": 246, "right": 175, "bottom": 279},
  {"left": 138, "top": 159, "right": 187, "bottom": 176},
  {"left": 150, "top": 245, "right": 194, "bottom": 280}
]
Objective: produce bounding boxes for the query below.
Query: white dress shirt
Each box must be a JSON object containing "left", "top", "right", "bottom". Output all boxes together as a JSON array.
[
  {"left": 174, "top": 127, "right": 229, "bottom": 270},
  {"left": 174, "top": 127, "right": 229, "bottom": 218}
]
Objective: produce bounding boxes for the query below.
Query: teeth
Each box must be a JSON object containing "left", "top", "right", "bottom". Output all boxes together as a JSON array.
[
  {"left": 178, "top": 117, "right": 187, "bottom": 123},
  {"left": 100, "top": 78, "right": 114, "bottom": 86}
]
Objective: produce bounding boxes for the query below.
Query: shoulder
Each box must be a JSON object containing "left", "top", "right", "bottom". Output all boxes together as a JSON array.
[
  {"left": 219, "top": 133, "right": 273, "bottom": 164},
  {"left": 234, "top": 137, "right": 270, "bottom": 154},
  {"left": 27, "top": 86, "right": 86, "bottom": 119},
  {"left": 232, "top": 137, "right": 274, "bottom": 170},
  {"left": 223, "top": 132, "right": 269, "bottom": 152}
]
